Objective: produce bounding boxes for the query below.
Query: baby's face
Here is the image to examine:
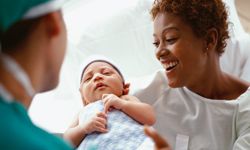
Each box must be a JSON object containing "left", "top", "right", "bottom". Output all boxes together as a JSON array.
[{"left": 80, "top": 62, "right": 124, "bottom": 105}]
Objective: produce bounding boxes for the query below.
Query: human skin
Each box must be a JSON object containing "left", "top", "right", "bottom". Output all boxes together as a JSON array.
[{"left": 153, "top": 12, "right": 248, "bottom": 100}]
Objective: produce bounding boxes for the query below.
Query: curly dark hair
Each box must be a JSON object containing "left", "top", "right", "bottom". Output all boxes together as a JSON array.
[{"left": 150, "top": 0, "right": 229, "bottom": 54}]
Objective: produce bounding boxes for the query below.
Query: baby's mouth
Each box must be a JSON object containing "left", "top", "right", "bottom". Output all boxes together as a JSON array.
[{"left": 95, "top": 82, "right": 107, "bottom": 90}]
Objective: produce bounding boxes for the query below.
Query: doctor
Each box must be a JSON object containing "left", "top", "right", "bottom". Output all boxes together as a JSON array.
[
  {"left": 133, "top": 0, "right": 250, "bottom": 149},
  {"left": 0, "top": 0, "right": 73, "bottom": 149}
]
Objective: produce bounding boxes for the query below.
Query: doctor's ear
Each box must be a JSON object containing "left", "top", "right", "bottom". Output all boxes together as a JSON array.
[
  {"left": 42, "top": 11, "right": 63, "bottom": 38},
  {"left": 123, "top": 83, "right": 130, "bottom": 95}
]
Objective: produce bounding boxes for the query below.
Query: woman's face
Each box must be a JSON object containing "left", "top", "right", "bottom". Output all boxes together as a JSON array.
[
  {"left": 153, "top": 13, "right": 207, "bottom": 88},
  {"left": 80, "top": 62, "right": 124, "bottom": 105}
]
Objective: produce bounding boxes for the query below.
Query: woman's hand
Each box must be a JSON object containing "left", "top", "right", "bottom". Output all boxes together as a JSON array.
[
  {"left": 144, "top": 126, "right": 171, "bottom": 150},
  {"left": 81, "top": 111, "right": 108, "bottom": 134}
]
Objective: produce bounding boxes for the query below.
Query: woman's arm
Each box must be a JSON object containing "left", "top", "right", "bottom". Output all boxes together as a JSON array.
[
  {"left": 233, "top": 91, "right": 250, "bottom": 149},
  {"left": 102, "top": 94, "right": 156, "bottom": 125}
]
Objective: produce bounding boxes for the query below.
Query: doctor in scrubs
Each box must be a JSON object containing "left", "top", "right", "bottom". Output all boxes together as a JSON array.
[
  {"left": 0, "top": 0, "right": 73, "bottom": 149},
  {"left": 133, "top": 0, "right": 250, "bottom": 149}
]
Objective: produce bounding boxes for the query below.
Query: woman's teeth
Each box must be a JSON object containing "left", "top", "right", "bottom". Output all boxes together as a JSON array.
[{"left": 165, "top": 61, "right": 178, "bottom": 71}]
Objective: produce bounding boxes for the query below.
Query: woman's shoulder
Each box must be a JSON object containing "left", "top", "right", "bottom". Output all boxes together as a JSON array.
[
  {"left": 235, "top": 87, "right": 250, "bottom": 138},
  {"left": 236, "top": 87, "right": 250, "bottom": 105},
  {"left": 218, "top": 73, "right": 250, "bottom": 100},
  {"left": 130, "top": 69, "right": 168, "bottom": 94},
  {"left": 129, "top": 70, "right": 170, "bottom": 104}
]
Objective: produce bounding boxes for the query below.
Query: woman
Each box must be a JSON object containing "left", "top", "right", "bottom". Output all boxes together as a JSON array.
[
  {"left": 133, "top": 0, "right": 250, "bottom": 149},
  {"left": 0, "top": 0, "right": 167, "bottom": 149},
  {"left": 0, "top": 0, "right": 72, "bottom": 149}
]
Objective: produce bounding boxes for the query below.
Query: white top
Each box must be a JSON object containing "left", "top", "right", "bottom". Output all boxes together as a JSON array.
[{"left": 131, "top": 70, "right": 250, "bottom": 150}]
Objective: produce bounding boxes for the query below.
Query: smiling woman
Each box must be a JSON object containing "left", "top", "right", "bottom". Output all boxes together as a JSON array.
[
  {"left": 153, "top": 13, "right": 208, "bottom": 88},
  {"left": 131, "top": 0, "right": 250, "bottom": 149}
]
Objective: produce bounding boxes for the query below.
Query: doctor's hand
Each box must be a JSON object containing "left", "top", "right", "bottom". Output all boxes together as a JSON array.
[{"left": 144, "top": 126, "right": 171, "bottom": 150}]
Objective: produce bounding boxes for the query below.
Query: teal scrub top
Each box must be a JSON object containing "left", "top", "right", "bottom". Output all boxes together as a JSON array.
[{"left": 0, "top": 96, "right": 73, "bottom": 150}]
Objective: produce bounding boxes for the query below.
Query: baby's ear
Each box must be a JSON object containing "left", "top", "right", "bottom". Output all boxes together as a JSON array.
[{"left": 123, "top": 83, "right": 130, "bottom": 95}]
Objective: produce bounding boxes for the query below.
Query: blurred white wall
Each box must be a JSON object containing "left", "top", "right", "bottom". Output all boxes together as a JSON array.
[{"left": 236, "top": 0, "right": 250, "bottom": 33}]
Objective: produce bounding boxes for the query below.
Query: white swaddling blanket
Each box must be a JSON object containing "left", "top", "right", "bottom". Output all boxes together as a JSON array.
[{"left": 77, "top": 100, "right": 153, "bottom": 150}]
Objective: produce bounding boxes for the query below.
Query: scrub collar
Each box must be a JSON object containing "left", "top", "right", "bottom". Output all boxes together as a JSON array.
[
  {"left": 0, "top": 54, "right": 35, "bottom": 102},
  {"left": 0, "top": 84, "right": 13, "bottom": 103}
]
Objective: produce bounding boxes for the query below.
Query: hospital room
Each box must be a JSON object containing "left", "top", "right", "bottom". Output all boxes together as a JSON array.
[{"left": 0, "top": 0, "right": 250, "bottom": 149}]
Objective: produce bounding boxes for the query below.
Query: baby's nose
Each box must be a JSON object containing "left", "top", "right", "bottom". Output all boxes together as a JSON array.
[{"left": 93, "top": 73, "right": 103, "bottom": 81}]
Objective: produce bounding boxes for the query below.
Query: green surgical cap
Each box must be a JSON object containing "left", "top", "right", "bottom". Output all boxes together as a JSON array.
[{"left": 0, "top": 0, "right": 65, "bottom": 33}]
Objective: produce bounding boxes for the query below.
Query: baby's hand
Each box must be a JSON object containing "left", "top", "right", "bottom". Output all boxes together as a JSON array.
[
  {"left": 120, "top": 95, "right": 140, "bottom": 102},
  {"left": 102, "top": 94, "right": 125, "bottom": 114},
  {"left": 81, "top": 112, "right": 108, "bottom": 134}
]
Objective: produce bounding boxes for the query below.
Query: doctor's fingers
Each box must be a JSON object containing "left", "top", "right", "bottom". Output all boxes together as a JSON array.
[{"left": 144, "top": 126, "right": 171, "bottom": 150}]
